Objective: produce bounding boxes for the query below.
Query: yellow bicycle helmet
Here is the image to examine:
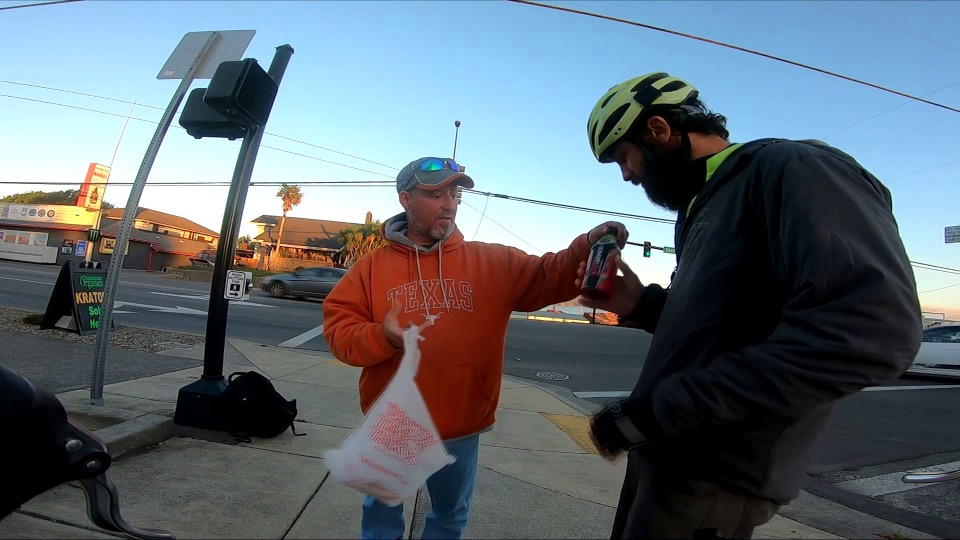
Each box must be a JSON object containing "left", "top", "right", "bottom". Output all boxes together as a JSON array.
[{"left": 587, "top": 72, "right": 699, "bottom": 162}]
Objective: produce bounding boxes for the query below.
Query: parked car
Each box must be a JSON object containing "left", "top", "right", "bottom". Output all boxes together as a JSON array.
[
  {"left": 907, "top": 323, "right": 960, "bottom": 379},
  {"left": 260, "top": 267, "right": 347, "bottom": 300}
]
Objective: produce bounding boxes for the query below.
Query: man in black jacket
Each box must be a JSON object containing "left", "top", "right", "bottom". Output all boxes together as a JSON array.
[{"left": 578, "top": 72, "right": 922, "bottom": 539}]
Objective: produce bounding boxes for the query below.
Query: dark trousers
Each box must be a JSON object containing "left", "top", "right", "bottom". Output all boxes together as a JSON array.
[{"left": 610, "top": 450, "right": 780, "bottom": 539}]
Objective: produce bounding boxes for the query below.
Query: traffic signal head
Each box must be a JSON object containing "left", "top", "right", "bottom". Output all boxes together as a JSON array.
[
  {"left": 180, "top": 88, "right": 246, "bottom": 140},
  {"left": 643, "top": 241, "right": 652, "bottom": 258},
  {"left": 179, "top": 58, "right": 279, "bottom": 140},
  {"left": 203, "top": 58, "right": 278, "bottom": 128}
]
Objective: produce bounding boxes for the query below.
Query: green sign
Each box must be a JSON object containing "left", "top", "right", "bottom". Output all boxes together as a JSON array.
[
  {"left": 40, "top": 260, "right": 111, "bottom": 335},
  {"left": 663, "top": 246, "right": 676, "bottom": 254}
]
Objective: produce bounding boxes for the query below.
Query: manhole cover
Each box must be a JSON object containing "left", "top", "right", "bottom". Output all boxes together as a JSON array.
[{"left": 536, "top": 371, "right": 569, "bottom": 381}]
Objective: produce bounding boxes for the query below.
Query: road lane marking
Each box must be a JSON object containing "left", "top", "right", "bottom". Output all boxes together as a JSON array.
[
  {"left": 0, "top": 276, "right": 52, "bottom": 285},
  {"left": 150, "top": 291, "right": 275, "bottom": 307},
  {"left": 834, "top": 460, "right": 960, "bottom": 497},
  {"left": 863, "top": 384, "right": 960, "bottom": 392},
  {"left": 278, "top": 324, "right": 324, "bottom": 348},
  {"left": 573, "top": 391, "right": 630, "bottom": 399}
]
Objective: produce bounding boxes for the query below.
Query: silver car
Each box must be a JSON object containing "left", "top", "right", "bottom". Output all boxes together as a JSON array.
[{"left": 260, "top": 267, "right": 347, "bottom": 300}]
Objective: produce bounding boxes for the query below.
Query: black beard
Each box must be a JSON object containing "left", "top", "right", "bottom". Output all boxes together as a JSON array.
[{"left": 636, "top": 142, "right": 708, "bottom": 213}]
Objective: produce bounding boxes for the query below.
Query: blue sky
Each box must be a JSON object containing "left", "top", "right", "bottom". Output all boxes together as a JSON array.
[{"left": 2, "top": 0, "right": 959, "bottom": 315}]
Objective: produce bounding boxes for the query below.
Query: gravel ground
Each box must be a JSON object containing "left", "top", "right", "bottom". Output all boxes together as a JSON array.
[{"left": 0, "top": 307, "right": 206, "bottom": 353}]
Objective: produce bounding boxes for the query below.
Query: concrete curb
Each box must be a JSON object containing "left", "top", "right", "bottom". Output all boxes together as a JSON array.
[
  {"left": 64, "top": 403, "right": 176, "bottom": 459},
  {"left": 801, "top": 476, "right": 958, "bottom": 540},
  {"left": 503, "top": 374, "right": 603, "bottom": 416}
]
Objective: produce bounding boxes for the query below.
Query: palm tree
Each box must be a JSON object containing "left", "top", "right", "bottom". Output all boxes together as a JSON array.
[
  {"left": 274, "top": 183, "right": 303, "bottom": 258},
  {"left": 337, "top": 220, "right": 387, "bottom": 266}
]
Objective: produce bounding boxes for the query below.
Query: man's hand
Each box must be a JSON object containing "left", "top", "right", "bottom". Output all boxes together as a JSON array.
[
  {"left": 587, "top": 221, "right": 629, "bottom": 248},
  {"left": 576, "top": 252, "right": 645, "bottom": 315},
  {"left": 383, "top": 299, "right": 404, "bottom": 349},
  {"left": 589, "top": 416, "right": 623, "bottom": 463}
]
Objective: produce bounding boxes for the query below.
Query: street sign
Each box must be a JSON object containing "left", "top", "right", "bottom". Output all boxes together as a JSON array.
[
  {"left": 946, "top": 225, "right": 960, "bottom": 244},
  {"left": 157, "top": 30, "right": 255, "bottom": 80},
  {"left": 663, "top": 246, "right": 676, "bottom": 254},
  {"left": 225, "top": 270, "right": 252, "bottom": 301}
]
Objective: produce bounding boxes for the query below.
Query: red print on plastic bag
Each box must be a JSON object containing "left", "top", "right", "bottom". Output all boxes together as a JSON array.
[{"left": 369, "top": 402, "right": 439, "bottom": 466}]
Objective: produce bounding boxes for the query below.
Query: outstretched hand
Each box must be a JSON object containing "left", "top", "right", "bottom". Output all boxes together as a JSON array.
[
  {"left": 575, "top": 252, "right": 645, "bottom": 315},
  {"left": 383, "top": 299, "right": 404, "bottom": 349}
]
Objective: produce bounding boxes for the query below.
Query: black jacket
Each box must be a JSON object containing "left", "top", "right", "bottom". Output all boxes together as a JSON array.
[{"left": 621, "top": 138, "right": 922, "bottom": 504}]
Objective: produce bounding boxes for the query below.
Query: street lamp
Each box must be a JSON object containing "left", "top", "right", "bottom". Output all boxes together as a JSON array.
[{"left": 453, "top": 120, "right": 461, "bottom": 161}]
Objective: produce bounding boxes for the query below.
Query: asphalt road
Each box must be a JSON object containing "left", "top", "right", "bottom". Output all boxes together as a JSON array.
[{"left": 1, "top": 260, "right": 959, "bottom": 532}]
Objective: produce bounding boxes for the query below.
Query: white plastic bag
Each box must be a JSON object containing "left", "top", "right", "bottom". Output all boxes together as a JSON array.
[{"left": 324, "top": 323, "right": 456, "bottom": 506}]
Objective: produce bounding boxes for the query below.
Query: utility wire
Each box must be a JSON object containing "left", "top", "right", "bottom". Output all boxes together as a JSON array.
[
  {"left": 0, "top": 81, "right": 398, "bottom": 171},
  {"left": 507, "top": 0, "right": 960, "bottom": 115},
  {"left": 808, "top": 1, "right": 960, "bottom": 55},
  {"left": 3, "top": 84, "right": 960, "bottom": 274},
  {"left": 822, "top": 81, "right": 960, "bottom": 140},
  {"left": 0, "top": 180, "right": 394, "bottom": 187},
  {"left": 0, "top": 0, "right": 81, "bottom": 10},
  {"left": 913, "top": 261, "right": 960, "bottom": 275},
  {"left": 0, "top": 92, "right": 397, "bottom": 178},
  {"left": 459, "top": 198, "right": 543, "bottom": 254},
  {"left": 920, "top": 283, "right": 960, "bottom": 294}
]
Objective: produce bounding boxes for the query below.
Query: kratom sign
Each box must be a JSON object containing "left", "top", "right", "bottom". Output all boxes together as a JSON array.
[{"left": 41, "top": 260, "right": 112, "bottom": 336}]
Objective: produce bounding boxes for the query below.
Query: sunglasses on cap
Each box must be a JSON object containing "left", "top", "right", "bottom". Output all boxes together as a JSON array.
[{"left": 418, "top": 158, "right": 462, "bottom": 173}]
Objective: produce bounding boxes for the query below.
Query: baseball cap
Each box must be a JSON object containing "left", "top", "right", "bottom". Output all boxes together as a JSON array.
[{"left": 396, "top": 157, "right": 475, "bottom": 193}]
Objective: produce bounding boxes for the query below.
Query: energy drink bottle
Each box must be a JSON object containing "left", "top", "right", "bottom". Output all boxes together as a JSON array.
[{"left": 581, "top": 226, "right": 619, "bottom": 300}]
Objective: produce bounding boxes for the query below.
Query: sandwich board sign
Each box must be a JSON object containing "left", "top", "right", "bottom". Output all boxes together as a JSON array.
[{"left": 40, "top": 260, "right": 113, "bottom": 335}]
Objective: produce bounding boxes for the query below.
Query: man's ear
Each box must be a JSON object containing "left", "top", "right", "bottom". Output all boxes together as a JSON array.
[
  {"left": 399, "top": 190, "right": 412, "bottom": 210},
  {"left": 644, "top": 115, "right": 672, "bottom": 145}
]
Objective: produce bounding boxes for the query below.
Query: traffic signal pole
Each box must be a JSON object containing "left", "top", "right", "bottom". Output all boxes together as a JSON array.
[{"left": 174, "top": 44, "right": 294, "bottom": 431}]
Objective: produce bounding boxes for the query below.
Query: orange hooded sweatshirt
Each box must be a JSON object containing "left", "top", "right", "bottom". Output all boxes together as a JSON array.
[{"left": 322, "top": 212, "right": 593, "bottom": 441}]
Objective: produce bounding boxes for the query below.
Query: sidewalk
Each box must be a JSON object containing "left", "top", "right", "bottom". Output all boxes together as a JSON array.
[{"left": 0, "top": 338, "right": 891, "bottom": 539}]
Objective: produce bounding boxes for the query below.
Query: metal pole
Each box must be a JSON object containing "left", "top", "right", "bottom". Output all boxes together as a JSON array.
[
  {"left": 453, "top": 120, "right": 461, "bottom": 160},
  {"left": 86, "top": 101, "right": 138, "bottom": 264},
  {"left": 89, "top": 32, "right": 222, "bottom": 406},
  {"left": 200, "top": 44, "right": 295, "bottom": 380}
]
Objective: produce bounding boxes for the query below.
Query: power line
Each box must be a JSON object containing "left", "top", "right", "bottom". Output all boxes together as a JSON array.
[
  {"left": 507, "top": 0, "right": 960, "bottom": 115},
  {"left": 463, "top": 188, "right": 675, "bottom": 225},
  {"left": 4, "top": 84, "right": 960, "bottom": 275},
  {"left": 913, "top": 261, "right": 960, "bottom": 275},
  {"left": 808, "top": 1, "right": 960, "bottom": 55},
  {"left": 887, "top": 158, "right": 960, "bottom": 181},
  {"left": 920, "top": 282, "right": 960, "bottom": 294},
  {"left": 0, "top": 180, "right": 394, "bottom": 187},
  {"left": 0, "top": 92, "right": 397, "bottom": 178},
  {"left": 855, "top": 116, "right": 953, "bottom": 154},
  {"left": 0, "top": 0, "right": 81, "bottom": 11},
  {"left": 0, "top": 81, "right": 399, "bottom": 172},
  {"left": 459, "top": 198, "right": 543, "bottom": 254},
  {"left": 822, "top": 81, "right": 960, "bottom": 140}
]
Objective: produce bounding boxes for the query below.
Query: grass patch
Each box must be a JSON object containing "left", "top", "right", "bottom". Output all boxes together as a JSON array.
[{"left": 22, "top": 313, "right": 43, "bottom": 326}]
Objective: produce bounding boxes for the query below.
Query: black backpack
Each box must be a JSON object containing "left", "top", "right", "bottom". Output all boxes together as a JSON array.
[{"left": 223, "top": 371, "right": 307, "bottom": 443}]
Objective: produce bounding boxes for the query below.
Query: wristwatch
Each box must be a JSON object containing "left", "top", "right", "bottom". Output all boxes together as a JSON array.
[{"left": 591, "top": 401, "right": 649, "bottom": 454}]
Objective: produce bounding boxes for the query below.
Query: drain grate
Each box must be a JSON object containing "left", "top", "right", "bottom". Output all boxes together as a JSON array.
[{"left": 536, "top": 371, "right": 570, "bottom": 381}]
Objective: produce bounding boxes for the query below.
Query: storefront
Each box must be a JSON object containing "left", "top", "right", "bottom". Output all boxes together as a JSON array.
[{"left": 0, "top": 203, "right": 98, "bottom": 265}]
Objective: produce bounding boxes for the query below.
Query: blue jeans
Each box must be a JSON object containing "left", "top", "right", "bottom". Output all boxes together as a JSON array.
[{"left": 360, "top": 434, "right": 480, "bottom": 540}]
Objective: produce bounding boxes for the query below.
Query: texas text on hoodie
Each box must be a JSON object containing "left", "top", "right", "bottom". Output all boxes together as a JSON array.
[{"left": 322, "top": 212, "right": 593, "bottom": 441}]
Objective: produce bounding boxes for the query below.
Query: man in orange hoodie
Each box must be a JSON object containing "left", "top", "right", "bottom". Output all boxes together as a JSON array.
[{"left": 323, "top": 156, "right": 627, "bottom": 540}]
